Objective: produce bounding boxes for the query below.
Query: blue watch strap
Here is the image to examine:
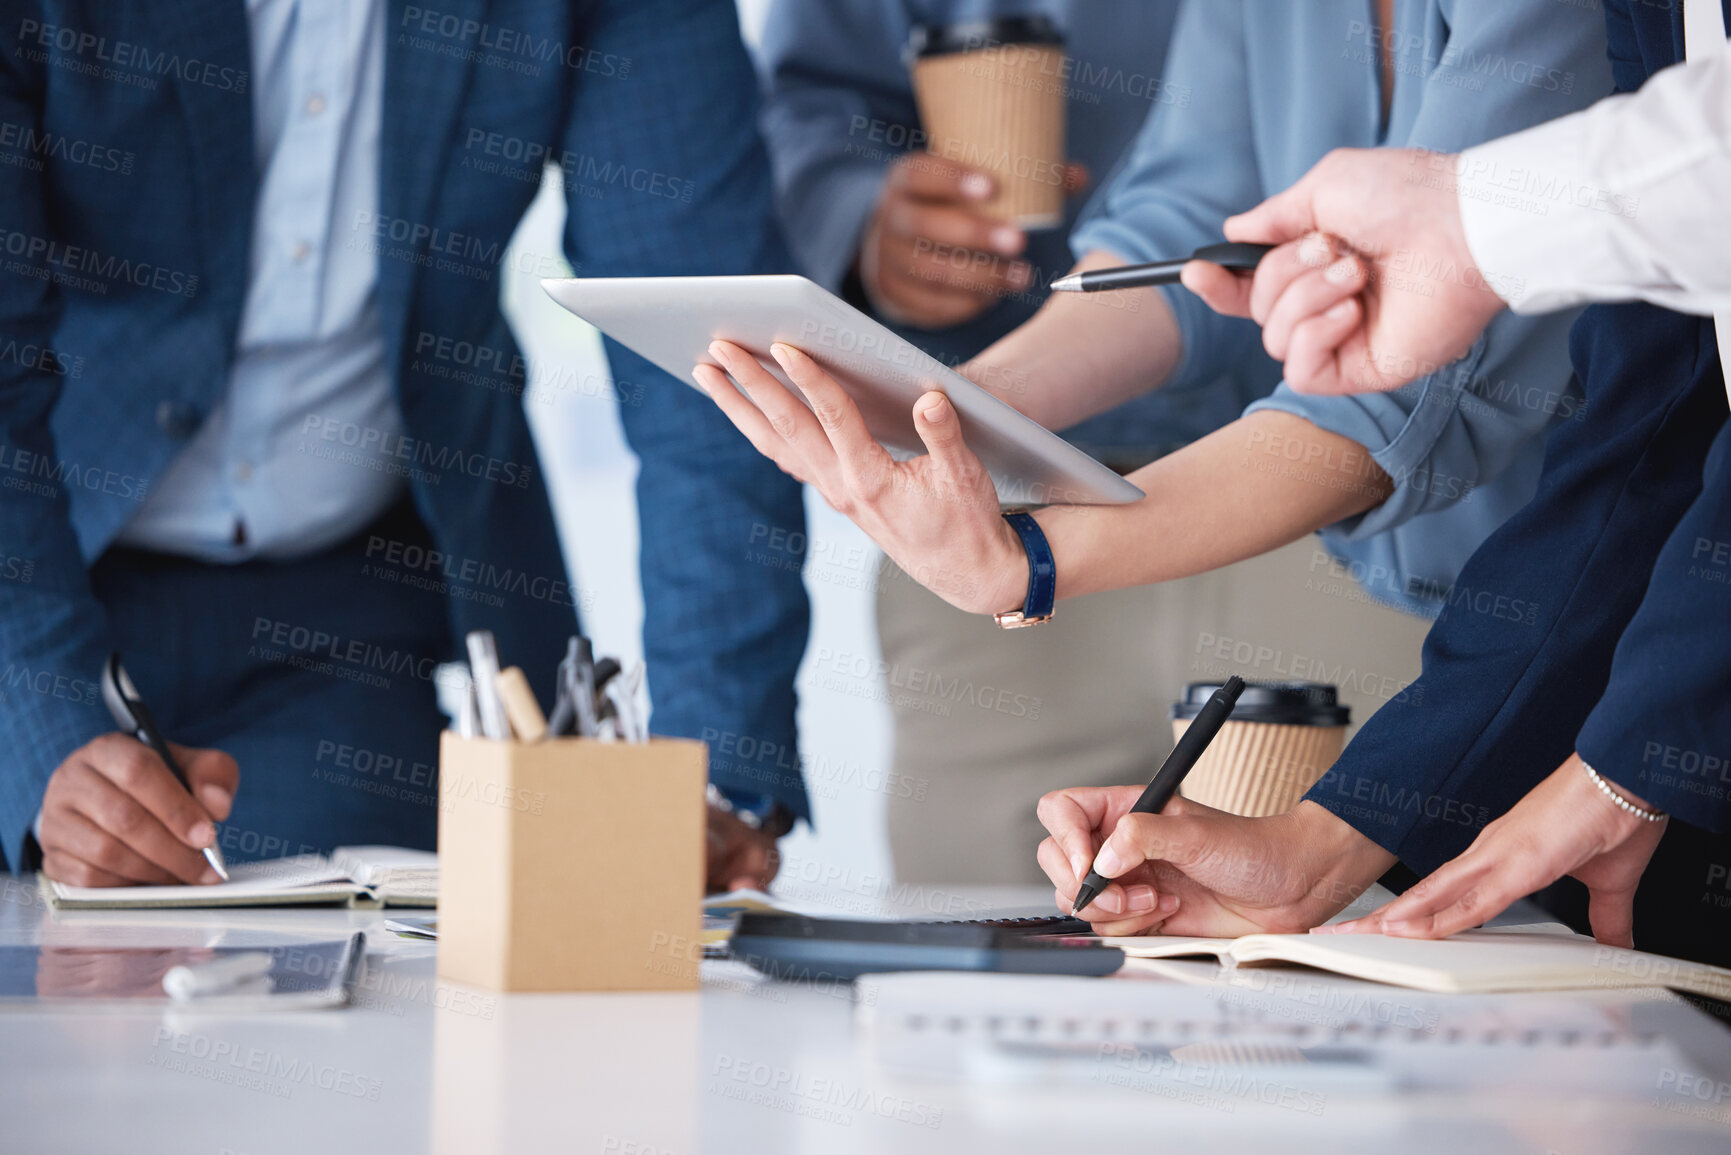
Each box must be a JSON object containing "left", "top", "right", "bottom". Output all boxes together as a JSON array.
[{"left": 1000, "top": 511, "right": 1056, "bottom": 626}]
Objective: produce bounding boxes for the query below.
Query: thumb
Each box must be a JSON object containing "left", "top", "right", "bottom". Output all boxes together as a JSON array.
[
  {"left": 912, "top": 391, "right": 981, "bottom": 479},
  {"left": 1584, "top": 880, "right": 1638, "bottom": 950},
  {"left": 1092, "top": 812, "right": 1205, "bottom": 880},
  {"left": 174, "top": 745, "right": 238, "bottom": 821},
  {"left": 1224, "top": 177, "right": 1321, "bottom": 248}
]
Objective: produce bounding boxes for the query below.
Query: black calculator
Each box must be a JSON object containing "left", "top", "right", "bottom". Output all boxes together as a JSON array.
[{"left": 730, "top": 913, "right": 1123, "bottom": 982}]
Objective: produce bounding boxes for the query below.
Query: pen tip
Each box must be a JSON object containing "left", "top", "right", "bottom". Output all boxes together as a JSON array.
[{"left": 1050, "top": 275, "right": 1081, "bottom": 292}]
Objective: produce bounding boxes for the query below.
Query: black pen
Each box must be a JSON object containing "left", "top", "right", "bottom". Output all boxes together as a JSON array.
[
  {"left": 100, "top": 653, "right": 230, "bottom": 882},
  {"left": 1071, "top": 675, "right": 1245, "bottom": 917},
  {"left": 1050, "top": 243, "right": 1273, "bottom": 294}
]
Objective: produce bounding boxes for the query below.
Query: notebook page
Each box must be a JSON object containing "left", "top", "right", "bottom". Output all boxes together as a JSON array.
[
  {"left": 1095, "top": 936, "right": 1235, "bottom": 963},
  {"left": 46, "top": 855, "right": 359, "bottom": 906},
  {"left": 328, "top": 845, "right": 438, "bottom": 885},
  {"left": 328, "top": 846, "right": 438, "bottom": 903},
  {"left": 1224, "top": 928, "right": 1731, "bottom": 999}
]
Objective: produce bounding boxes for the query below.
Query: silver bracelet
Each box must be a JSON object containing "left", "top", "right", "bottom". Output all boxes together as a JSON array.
[{"left": 1581, "top": 760, "right": 1666, "bottom": 823}]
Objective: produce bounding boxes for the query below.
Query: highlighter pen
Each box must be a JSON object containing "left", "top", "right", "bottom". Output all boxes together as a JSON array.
[
  {"left": 1050, "top": 243, "right": 1273, "bottom": 294},
  {"left": 100, "top": 653, "right": 230, "bottom": 882},
  {"left": 1071, "top": 675, "right": 1245, "bottom": 917}
]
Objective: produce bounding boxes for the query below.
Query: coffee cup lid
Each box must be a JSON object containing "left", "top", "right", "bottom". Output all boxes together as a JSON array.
[
  {"left": 1172, "top": 681, "right": 1350, "bottom": 726},
  {"left": 909, "top": 16, "right": 1065, "bottom": 59}
]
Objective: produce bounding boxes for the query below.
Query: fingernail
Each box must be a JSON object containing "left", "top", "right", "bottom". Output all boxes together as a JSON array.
[
  {"left": 1092, "top": 843, "right": 1125, "bottom": 878},
  {"left": 189, "top": 821, "right": 215, "bottom": 847},
  {"left": 692, "top": 371, "right": 712, "bottom": 395},
  {"left": 920, "top": 394, "right": 949, "bottom": 423},
  {"left": 708, "top": 341, "right": 732, "bottom": 366},
  {"left": 1157, "top": 892, "right": 1180, "bottom": 914},
  {"left": 199, "top": 868, "right": 221, "bottom": 885},
  {"left": 1124, "top": 885, "right": 1156, "bottom": 912},
  {"left": 1070, "top": 853, "right": 1089, "bottom": 880},
  {"left": 1326, "top": 299, "right": 1356, "bottom": 321},
  {"left": 990, "top": 227, "right": 1023, "bottom": 255},
  {"left": 961, "top": 173, "right": 994, "bottom": 200},
  {"left": 1091, "top": 889, "right": 1124, "bottom": 914},
  {"left": 1381, "top": 920, "right": 1409, "bottom": 935},
  {"left": 1299, "top": 233, "right": 1332, "bottom": 266},
  {"left": 769, "top": 343, "right": 794, "bottom": 367}
]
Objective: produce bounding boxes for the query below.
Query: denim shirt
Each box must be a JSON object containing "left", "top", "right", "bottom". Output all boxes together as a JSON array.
[{"left": 1072, "top": 0, "right": 1613, "bottom": 614}]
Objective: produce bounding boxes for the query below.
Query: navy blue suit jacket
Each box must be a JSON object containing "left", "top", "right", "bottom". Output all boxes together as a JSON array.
[
  {"left": 1304, "top": 0, "right": 1730, "bottom": 868},
  {"left": 0, "top": 0, "right": 794, "bottom": 868}
]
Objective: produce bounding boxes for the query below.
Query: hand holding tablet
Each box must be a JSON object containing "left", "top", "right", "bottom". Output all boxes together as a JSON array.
[{"left": 695, "top": 340, "right": 1033, "bottom": 619}]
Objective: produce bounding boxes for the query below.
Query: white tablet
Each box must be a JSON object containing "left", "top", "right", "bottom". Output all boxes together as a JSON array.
[{"left": 540, "top": 274, "right": 1143, "bottom": 507}]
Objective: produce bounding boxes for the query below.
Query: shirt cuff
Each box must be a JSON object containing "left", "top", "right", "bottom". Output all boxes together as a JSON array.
[
  {"left": 1243, "top": 342, "right": 1482, "bottom": 545},
  {"left": 1455, "top": 113, "right": 1641, "bottom": 315}
]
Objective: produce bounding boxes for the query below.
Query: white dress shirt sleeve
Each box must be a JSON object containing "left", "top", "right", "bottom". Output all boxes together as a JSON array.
[{"left": 1455, "top": 37, "right": 1731, "bottom": 319}]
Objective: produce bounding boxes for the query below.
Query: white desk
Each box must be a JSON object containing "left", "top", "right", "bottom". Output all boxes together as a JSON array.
[{"left": 3, "top": 880, "right": 1730, "bottom": 1154}]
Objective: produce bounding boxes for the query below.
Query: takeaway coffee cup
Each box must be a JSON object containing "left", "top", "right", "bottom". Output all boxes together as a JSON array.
[
  {"left": 908, "top": 16, "right": 1068, "bottom": 227},
  {"left": 1173, "top": 682, "right": 1350, "bottom": 818}
]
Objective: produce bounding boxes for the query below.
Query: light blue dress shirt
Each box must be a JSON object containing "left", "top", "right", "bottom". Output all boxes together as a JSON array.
[
  {"left": 1071, "top": 0, "right": 1611, "bottom": 615},
  {"left": 119, "top": 0, "right": 402, "bottom": 561}
]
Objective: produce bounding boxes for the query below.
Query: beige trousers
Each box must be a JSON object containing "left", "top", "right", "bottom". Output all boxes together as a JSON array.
[{"left": 876, "top": 537, "right": 1434, "bottom": 884}]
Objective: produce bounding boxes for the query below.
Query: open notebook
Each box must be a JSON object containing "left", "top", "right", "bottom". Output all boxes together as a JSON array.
[
  {"left": 1103, "top": 923, "right": 1731, "bottom": 999},
  {"left": 41, "top": 846, "right": 437, "bottom": 910}
]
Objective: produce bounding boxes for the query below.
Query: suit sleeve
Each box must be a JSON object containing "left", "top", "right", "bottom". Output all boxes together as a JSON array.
[
  {"left": 755, "top": 0, "right": 919, "bottom": 291},
  {"left": 559, "top": 0, "right": 812, "bottom": 821},
  {"left": 1576, "top": 416, "right": 1731, "bottom": 832},
  {"left": 0, "top": 9, "right": 119, "bottom": 872}
]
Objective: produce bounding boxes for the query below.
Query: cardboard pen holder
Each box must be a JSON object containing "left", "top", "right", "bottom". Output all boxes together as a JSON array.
[{"left": 436, "top": 732, "right": 707, "bottom": 992}]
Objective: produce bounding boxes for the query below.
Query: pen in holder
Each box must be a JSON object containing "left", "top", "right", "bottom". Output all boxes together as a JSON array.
[{"left": 437, "top": 731, "right": 707, "bottom": 992}]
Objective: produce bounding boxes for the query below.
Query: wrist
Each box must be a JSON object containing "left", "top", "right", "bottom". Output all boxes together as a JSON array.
[
  {"left": 1446, "top": 149, "right": 1522, "bottom": 313},
  {"left": 854, "top": 222, "right": 922, "bottom": 329},
  {"left": 1576, "top": 756, "right": 1665, "bottom": 825},
  {"left": 708, "top": 784, "right": 795, "bottom": 840},
  {"left": 990, "top": 511, "right": 1058, "bottom": 627},
  {"left": 1289, "top": 800, "right": 1398, "bottom": 907},
  {"left": 981, "top": 514, "right": 1031, "bottom": 616}
]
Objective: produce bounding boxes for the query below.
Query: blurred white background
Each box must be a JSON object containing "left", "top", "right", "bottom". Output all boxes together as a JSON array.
[{"left": 496, "top": 0, "right": 895, "bottom": 890}]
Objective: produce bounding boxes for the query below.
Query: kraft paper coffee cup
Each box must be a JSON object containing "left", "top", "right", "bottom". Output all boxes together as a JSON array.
[
  {"left": 909, "top": 16, "right": 1068, "bottom": 228},
  {"left": 1173, "top": 682, "right": 1350, "bottom": 818}
]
